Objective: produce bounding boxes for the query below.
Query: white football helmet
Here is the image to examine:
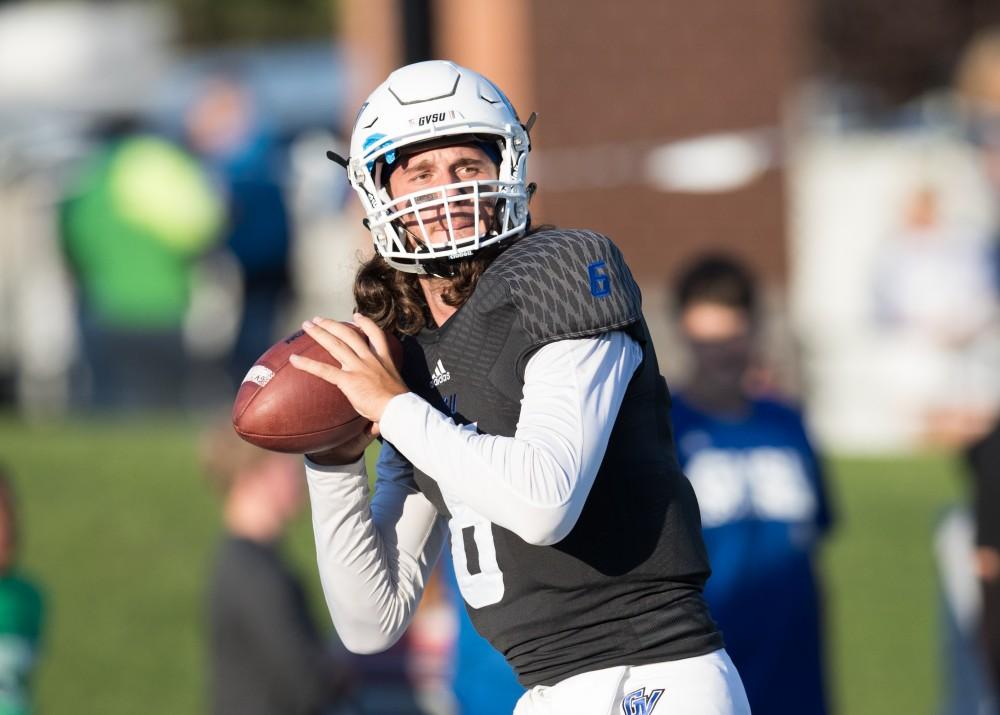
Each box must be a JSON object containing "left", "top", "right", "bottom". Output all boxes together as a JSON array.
[{"left": 343, "top": 60, "right": 532, "bottom": 274}]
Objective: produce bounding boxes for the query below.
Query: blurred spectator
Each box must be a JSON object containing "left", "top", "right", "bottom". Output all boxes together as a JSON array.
[
  {"left": 872, "top": 183, "right": 1000, "bottom": 445},
  {"left": 934, "top": 502, "right": 997, "bottom": 715},
  {"left": 201, "top": 422, "right": 353, "bottom": 715},
  {"left": 405, "top": 567, "right": 457, "bottom": 715},
  {"left": 59, "top": 116, "right": 222, "bottom": 411},
  {"left": 340, "top": 442, "right": 452, "bottom": 715},
  {"left": 957, "top": 27, "right": 1000, "bottom": 200},
  {"left": 948, "top": 40, "right": 1000, "bottom": 683},
  {"left": 668, "top": 255, "right": 835, "bottom": 715},
  {"left": 441, "top": 559, "right": 522, "bottom": 715},
  {"left": 969, "top": 418, "right": 1000, "bottom": 700},
  {"left": 185, "top": 74, "right": 294, "bottom": 388},
  {"left": 340, "top": 638, "right": 426, "bottom": 715},
  {"left": 933, "top": 406, "right": 1000, "bottom": 715},
  {"left": 0, "top": 467, "right": 44, "bottom": 715}
]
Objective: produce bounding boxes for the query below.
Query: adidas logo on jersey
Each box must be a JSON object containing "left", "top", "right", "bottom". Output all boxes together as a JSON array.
[{"left": 430, "top": 359, "right": 451, "bottom": 387}]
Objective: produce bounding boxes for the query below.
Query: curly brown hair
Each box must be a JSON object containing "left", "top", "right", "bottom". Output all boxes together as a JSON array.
[
  {"left": 354, "top": 227, "right": 548, "bottom": 336},
  {"left": 353, "top": 247, "right": 499, "bottom": 336}
]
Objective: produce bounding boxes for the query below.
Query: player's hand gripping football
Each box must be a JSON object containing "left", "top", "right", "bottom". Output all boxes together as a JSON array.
[{"left": 290, "top": 314, "right": 408, "bottom": 463}]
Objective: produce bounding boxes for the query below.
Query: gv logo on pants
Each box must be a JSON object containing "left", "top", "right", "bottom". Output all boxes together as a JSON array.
[{"left": 622, "top": 687, "right": 664, "bottom": 715}]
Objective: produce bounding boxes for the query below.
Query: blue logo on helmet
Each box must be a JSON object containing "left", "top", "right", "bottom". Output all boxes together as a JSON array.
[{"left": 363, "top": 133, "right": 396, "bottom": 172}]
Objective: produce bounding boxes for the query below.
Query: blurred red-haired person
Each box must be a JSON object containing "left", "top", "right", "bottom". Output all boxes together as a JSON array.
[
  {"left": 201, "top": 424, "right": 353, "bottom": 715},
  {"left": 0, "top": 467, "right": 45, "bottom": 715}
]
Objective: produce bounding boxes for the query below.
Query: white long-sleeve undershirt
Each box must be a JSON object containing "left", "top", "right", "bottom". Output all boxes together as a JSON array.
[
  {"left": 306, "top": 331, "right": 642, "bottom": 653},
  {"left": 306, "top": 454, "right": 448, "bottom": 653},
  {"left": 379, "top": 331, "right": 643, "bottom": 545}
]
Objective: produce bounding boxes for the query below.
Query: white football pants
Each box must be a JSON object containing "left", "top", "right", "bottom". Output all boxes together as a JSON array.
[{"left": 512, "top": 649, "right": 751, "bottom": 715}]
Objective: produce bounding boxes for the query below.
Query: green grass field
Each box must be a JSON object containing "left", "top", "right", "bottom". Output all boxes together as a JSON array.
[{"left": 0, "top": 416, "right": 965, "bottom": 714}]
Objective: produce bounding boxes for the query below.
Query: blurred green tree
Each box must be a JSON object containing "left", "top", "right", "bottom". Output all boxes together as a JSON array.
[
  {"left": 811, "top": 0, "right": 1000, "bottom": 106},
  {"left": 171, "top": 0, "right": 335, "bottom": 46}
]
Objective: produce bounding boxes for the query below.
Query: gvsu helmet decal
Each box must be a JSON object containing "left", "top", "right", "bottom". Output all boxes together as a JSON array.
[{"left": 344, "top": 60, "right": 533, "bottom": 274}]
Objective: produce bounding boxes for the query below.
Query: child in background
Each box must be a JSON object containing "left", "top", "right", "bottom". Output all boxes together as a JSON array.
[
  {"left": 0, "top": 467, "right": 44, "bottom": 715},
  {"left": 669, "top": 255, "right": 835, "bottom": 715}
]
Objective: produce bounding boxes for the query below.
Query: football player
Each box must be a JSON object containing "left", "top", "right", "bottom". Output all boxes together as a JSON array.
[{"left": 291, "top": 60, "right": 750, "bottom": 714}]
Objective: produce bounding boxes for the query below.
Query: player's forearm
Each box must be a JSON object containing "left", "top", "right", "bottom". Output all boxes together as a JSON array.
[
  {"left": 380, "top": 396, "right": 575, "bottom": 544},
  {"left": 380, "top": 333, "right": 641, "bottom": 545},
  {"left": 305, "top": 455, "right": 446, "bottom": 653}
]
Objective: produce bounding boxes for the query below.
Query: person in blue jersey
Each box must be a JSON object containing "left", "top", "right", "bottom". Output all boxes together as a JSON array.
[
  {"left": 669, "top": 254, "right": 835, "bottom": 715},
  {"left": 184, "top": 75, "right": 294, "bottom": 390}
]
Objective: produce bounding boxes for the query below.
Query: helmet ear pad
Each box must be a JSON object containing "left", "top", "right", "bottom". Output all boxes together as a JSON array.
[{"left": 346, "top": 60, "right": 532, "bottom": 275}]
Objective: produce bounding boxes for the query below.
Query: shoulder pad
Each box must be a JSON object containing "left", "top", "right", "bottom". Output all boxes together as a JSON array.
[{"left": 478, "top": 228, "right": 642, "bottom": 345}]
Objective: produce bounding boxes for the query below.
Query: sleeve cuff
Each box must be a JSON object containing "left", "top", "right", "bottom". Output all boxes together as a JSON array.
[
  {"left": 379, "top": 392, "right": 428, "bottom": 445},
  {"left": 304, "top": 453, "right": 367, "bottom": 478}
]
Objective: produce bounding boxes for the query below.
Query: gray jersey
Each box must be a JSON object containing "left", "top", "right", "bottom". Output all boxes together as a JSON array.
[{"left": 396, "top": 228, "right": 723, "bottom": 687}]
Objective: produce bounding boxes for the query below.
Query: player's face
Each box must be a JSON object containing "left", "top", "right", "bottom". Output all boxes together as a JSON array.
[
  {"left": 386, "top": 143, "right": 499, "bottom": 249},
  {"left": 680, "top": 302, "right": 753, "bottom": 393}
]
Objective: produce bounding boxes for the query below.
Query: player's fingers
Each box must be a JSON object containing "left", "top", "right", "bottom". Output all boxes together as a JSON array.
[
  {"left": 300, "top": 321, "right": 362, "bottom": 369},
  {"left": 289, "top": 352, "right": 344, "bottom": 384},
  {"left": 352, "top": 313, "right": 394, "bottom": 369},
  {"left": 314, "top": 317, "right": 373, "bottom": 359},
  {"left": 352, "top": 315, "right": 404, "bottom": 383}
]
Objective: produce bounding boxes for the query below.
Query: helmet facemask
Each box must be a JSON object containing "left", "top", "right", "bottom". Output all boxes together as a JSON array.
[
  {"left": 365, "top": 138, "right": 528, "bottom": 274},
  {"left": 345, "top": 61, "right": 533, "bottom": 275}
]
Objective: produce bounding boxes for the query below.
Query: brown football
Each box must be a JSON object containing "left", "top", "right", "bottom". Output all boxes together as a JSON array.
[{"left": 232, "top": 323, "right": 404, "bottom": 454}]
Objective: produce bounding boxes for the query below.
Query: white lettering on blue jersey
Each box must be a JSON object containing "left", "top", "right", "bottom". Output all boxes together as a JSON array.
[{"left": 684, "top": 447, "right": 816, "bottom": 528}]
